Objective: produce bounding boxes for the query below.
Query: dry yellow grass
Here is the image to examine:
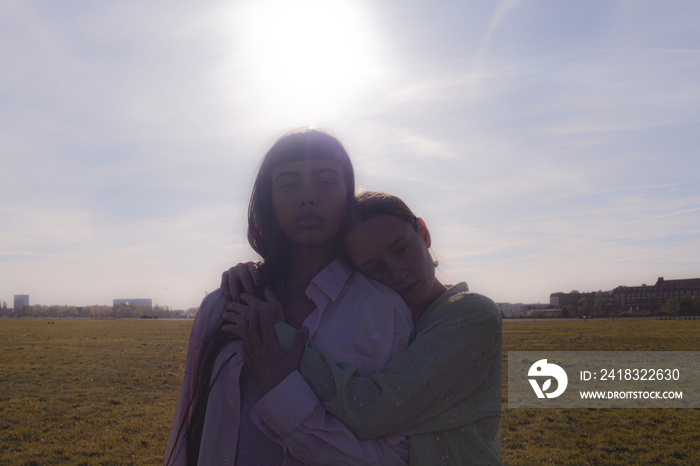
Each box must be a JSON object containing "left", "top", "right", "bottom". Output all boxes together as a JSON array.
[
  {"left": 0, "top": 319, "right": 191, "bottom": 465},
  {"left": 0, "top": 318, "right": 698, "bottom": 464},
  {"left": 501, "top": 319, "right": 700, "bottom": 465}
]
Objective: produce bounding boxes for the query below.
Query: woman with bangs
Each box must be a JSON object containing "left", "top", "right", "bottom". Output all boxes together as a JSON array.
[
  {"left": 223, "top": 191, "right": 503, "bottom": 465},
  {"left": 164, "top": 129, "right": 413, "bottom": 465}
]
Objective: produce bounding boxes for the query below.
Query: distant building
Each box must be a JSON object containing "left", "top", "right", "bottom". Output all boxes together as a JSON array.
[
  {"left": 112, "top": 298, "right": 152, "bottom": 310},
  {"left": 14, "top": 295, "right": 29, "bottom": 311},
  {"left": 611, "top": 277, "right": 700, "bottom": 312},
  {"left": 498, "top": 302, "right": 559, "bottom": 318},
  {"left": 498, "top": 303, "right": 527, "bottom": 317},
  {"left": 550, "top": 290, "right": 608, "bottom": 307},
  {"left": 551, "top": 277, "right": 700, "bottom": 313}
]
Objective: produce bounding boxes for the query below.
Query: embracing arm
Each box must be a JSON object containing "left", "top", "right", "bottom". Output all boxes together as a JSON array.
[
  {"left": 253, "top": 372, "right": 408, "bottom": 465},
  {"left": 240, "top": 290, "right": 411, "bottom": 465},
  {"left": 275, "top": 292, "right": 502, "bottom": 439}
]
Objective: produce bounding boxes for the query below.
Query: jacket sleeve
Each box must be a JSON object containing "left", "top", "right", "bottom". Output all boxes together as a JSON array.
[
  {"left": 276, "top": 293, "right": 502, "bottom": 439},
  {"left": 164, "top": 291, "right": 229, "bottom": 465},
  {"left": 252, "top": 295, "right": 413, "bottom": 465}
]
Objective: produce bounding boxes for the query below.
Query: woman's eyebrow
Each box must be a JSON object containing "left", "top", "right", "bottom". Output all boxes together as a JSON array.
[
  {"left": 273, "top": 171, "right": 300, "bottom": 182},
  {"left": 274, "top": 168, "right": 339, "bottom": 181},
  {"left": 390, "top": 235, "right": 409, "bottom": 248},
  {"left": 311, "top": 168, "right": 340, "bottom": 177}
]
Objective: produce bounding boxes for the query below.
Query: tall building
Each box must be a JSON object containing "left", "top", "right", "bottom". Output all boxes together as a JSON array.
[{"left": 14, "top": 295, "right": 29, "bottom": 311}]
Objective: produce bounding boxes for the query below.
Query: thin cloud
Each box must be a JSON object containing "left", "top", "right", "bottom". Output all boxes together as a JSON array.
[{"left": 473, "top": 0, "right": 527, "bottom": 65}]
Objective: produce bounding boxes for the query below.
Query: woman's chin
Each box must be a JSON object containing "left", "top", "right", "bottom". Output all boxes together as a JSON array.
[{"left": 403, "top": 293, "right": 427, "bottom": 312}]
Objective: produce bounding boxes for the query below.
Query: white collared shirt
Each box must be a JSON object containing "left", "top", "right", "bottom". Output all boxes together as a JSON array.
[{"left": 164, "top": 259, "right": 413, "bottom": 465}]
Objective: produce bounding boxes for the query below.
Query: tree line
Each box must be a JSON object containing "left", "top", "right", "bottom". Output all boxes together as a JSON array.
[{"left": 0, "top": 301, "right": 189, "bottom": 319}]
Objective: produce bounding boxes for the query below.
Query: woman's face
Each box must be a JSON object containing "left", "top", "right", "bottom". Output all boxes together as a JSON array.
[
  {"left": 271, "top": 158, "right": 348, "bottom": 248},
  {"left": 344, "top": 214, "right": 441, "bottom": 311}
]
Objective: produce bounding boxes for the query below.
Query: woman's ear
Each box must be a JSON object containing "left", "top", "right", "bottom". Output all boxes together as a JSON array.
[{"left": 416, "top": 218, "right": 431, "bottom": 248}]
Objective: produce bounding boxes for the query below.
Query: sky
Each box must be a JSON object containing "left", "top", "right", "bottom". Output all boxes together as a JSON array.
[{"left": 1, "top": 0, "right": 699, "bottom": 310}]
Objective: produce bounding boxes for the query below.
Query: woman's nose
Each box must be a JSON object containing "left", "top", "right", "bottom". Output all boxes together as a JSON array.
[
  {"left": 299, "top": 193, "right": 317, "bottom": 206},
  {"left": 298, "top": 183, "right": 317, "bottom": 206},
  {"left": 387, "top": 263, "right": 409, "bottom": 285}
]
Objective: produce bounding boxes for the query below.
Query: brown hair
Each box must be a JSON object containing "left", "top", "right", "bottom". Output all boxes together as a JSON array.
[
  {"left": 352, "top": 190, "right": 418, "bottom": 231},
  {"left": 336, "top": 191, "right": 421, "bottom": 266}
]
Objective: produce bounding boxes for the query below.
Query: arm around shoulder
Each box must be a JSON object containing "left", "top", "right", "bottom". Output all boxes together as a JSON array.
[{"left": 295, "top": 291, "right": 502, "bottom": 439}]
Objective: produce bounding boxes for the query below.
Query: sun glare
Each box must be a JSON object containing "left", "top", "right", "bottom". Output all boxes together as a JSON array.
[{"left": 230, "top": 0, "right": 380, "bottom": 120}]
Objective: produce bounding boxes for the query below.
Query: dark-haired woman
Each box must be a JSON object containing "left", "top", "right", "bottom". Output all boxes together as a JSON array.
[
  {"left": 224, "top": 191, "right": 503, "bottom": 465},
  {"left": 164, "top": 132, "right": 413, "bottom": 465}
]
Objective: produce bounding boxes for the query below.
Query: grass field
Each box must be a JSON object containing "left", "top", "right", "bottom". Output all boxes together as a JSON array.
[
  {"left": 0, "top": 318, "right": 698, "bottom": 465},
  {"left": 500, "top": 319, "right": 699, "bottom": 465}
]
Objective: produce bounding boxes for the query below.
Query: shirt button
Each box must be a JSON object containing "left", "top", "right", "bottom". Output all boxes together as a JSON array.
[
  {"left": 229, "top": 401, "right": 236, "bottom": 407},
  {"left": 223, "top": 454, "right": 230, "bottom": 461}
]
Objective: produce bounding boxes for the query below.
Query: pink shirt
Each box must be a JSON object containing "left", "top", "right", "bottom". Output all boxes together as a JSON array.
[{"left": 164, "top": 259, "right": 413, "bottom": 465}]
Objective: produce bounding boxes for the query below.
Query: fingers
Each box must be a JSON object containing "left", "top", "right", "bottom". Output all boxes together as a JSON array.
[
  {"left": 287, "top": 327, "right": 308, "bottom": 364},
  {"left": 221, "top": 263, "right": 257, "bottom": 302},
  {"left": 239, "top": 265, "right": 256, "bottom": 297},
  {"left": 245, "top": 262, "right": 261, "bottom": 288},
  {"left": 224, "top": 300, "right": 248, "bottom": 316},
  {"left": 221, "top": 267, "right": 240, "bottom": 301},
  {"left": 260, "top": 313, "right": 278, "bottom": 341},
  {"left": 222, "top": 305, "right": 246, "bottom": 337},
  {"left": 221, "top": 323, "right": 239, "bottom": 336},
  {"left": 247, "top": 310, "right": 263, "bottom": 355},
  {"left": 221, "top": 300, "right": 251, "bottom": 337},
  {"left": 221, "top": 311, "right": 240, "bottom": 326},
  {"left": 223, "top": 296, "right": 272, "bottom": 331},
  {"left": 221, "top": 270, "right": 231, "bottom": 299},
  {"left": 263, "top": 286, "right": 281, "bottom": 306},
  {"left": 222, "top": 300, "right": 250, "bottom": 325},
  {"left": 238, "top": 293, "right": 262, "bottom": 307},
  {"left": 227, "top": 264, "right": 244, "bottom": 301},
  {"left": 260, "top": 287, "right": 285, "bottom": 322}
]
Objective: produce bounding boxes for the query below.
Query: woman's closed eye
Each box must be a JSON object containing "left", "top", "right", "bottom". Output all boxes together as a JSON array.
[
  {"left": 281, "top": 181, "right": 299, "bottom": 190},
  {"left": 314, "top": 174, "right": 339, "bottom": 189},
  {"left": 274, "top": 174, "right": 301, "bottom": 191},
  {"left": 394, "top": 244, "right": 409, "bottom": 256}
]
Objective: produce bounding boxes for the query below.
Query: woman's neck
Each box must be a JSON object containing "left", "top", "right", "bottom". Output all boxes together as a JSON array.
[
  {"left": 282, "top": 242, "right": 338, "bottom": 329},
  {"left": 289, "top": 243, "right": 338, "bottom": 288},
  {"left": 412, "top": 278, "right": 447, "bottom": 324}
]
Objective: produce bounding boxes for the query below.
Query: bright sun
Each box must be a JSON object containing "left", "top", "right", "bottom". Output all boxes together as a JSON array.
[{"left": 229, "top": 0, "right": 380, "bottom": 120}]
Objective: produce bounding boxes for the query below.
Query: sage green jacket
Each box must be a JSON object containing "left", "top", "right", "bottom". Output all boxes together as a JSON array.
[{"left": 276, "top": 283, "right": 503, "bottom": 465}]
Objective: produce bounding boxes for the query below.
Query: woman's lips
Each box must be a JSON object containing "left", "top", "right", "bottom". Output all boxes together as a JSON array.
[
  {"left": 295, "top": 214, "right": 324, "bottom": 227},
  {"left": 400, "top": 281, "right": 419, "bottom": 296}
]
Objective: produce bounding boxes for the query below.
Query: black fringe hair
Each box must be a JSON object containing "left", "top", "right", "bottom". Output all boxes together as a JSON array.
[{"left": 166, "top": 128, "right": 355, "bottom": 465}]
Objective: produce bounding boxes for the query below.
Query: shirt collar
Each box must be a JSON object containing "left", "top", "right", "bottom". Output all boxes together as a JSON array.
[{"left": 306, "top": 258, "right": 352, "bottom": 303}]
